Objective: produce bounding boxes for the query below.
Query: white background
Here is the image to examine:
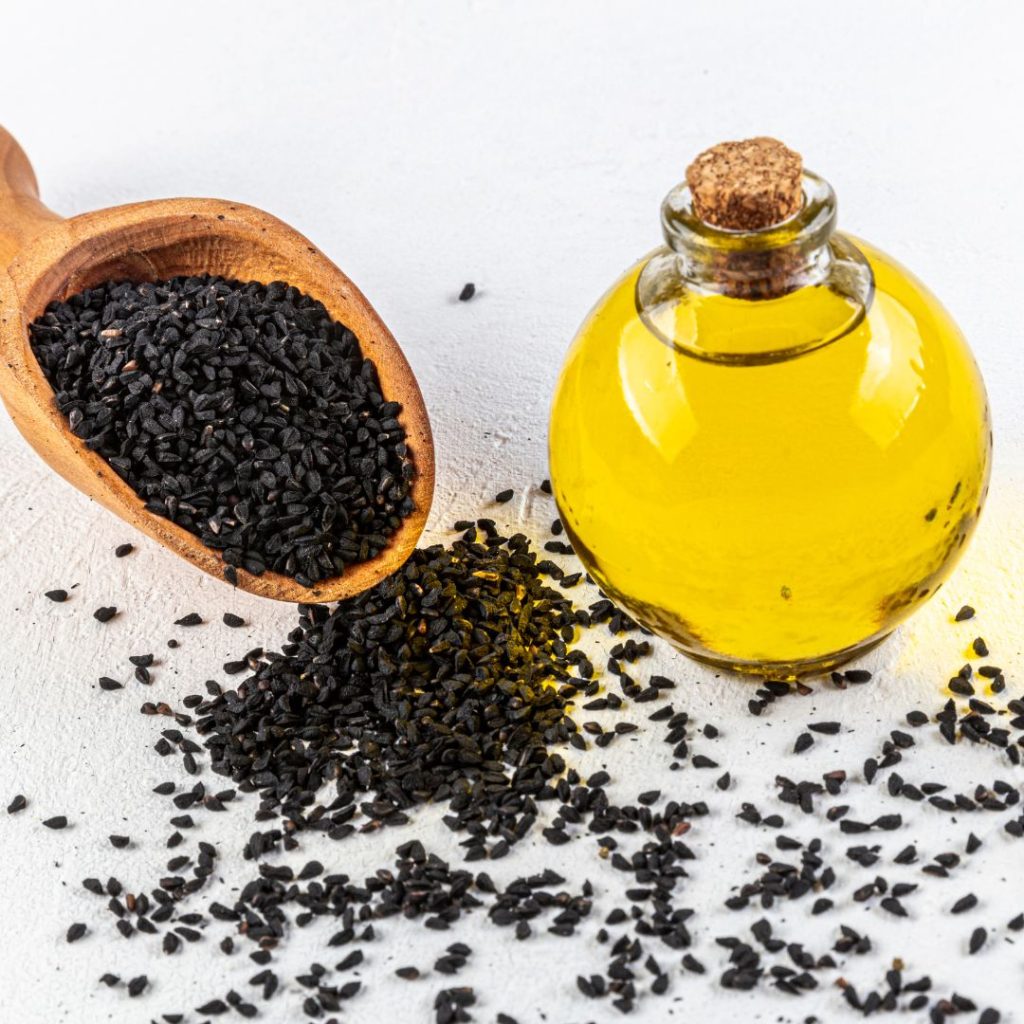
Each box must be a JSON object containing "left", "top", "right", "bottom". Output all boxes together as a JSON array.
[{"left": 2, "top": 2, "right": 1024, "bottom": 1021}]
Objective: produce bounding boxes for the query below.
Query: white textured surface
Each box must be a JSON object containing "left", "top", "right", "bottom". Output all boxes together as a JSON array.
[{"left": 2, "top": 2, "right": 1024, "bottom": 1021}]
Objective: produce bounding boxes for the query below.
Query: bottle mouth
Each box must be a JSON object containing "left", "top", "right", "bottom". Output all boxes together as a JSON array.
[{"left": 661, "top": 171, "right": 837, "bottom": 260}]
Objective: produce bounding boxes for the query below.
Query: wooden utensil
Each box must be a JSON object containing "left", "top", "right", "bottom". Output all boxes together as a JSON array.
[{"left": 0, "top": 125, "right": 434, "bottom": 602}]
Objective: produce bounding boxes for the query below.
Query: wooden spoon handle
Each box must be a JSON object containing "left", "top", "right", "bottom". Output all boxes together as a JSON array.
[{"left": 0, "top": 126, "right": 62, "bottom": 270}]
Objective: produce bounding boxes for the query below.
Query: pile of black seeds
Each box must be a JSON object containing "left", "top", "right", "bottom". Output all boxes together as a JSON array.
[
  {"left": 25, "top": 499, "right": 1020, "bottom": 1022},
  {"left": 29, "top": 275, "right": 415, "bottom": 586},
  {"left": 194, "top": 520, "right": 597, "bottom": 861}
]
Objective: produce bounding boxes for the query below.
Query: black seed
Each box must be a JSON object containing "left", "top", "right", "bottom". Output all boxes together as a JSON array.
[
  {"left": 66, "top": 922, "right": 87, "bottom": 943},
  {"left": 807, "top": 722, "right": 841, "bottom": 735},
  {"left": 174, "top": 613, "right": 203, "bottom": 627},
  {"left": 98, "top": 677, "right": 123, "bottom": 691},
  {"left": 7, "top": 794, "right": 26, "bottom": 814},
  {"left": 93, "top": 606, "right": 117, "bottom": 623},
  {"left": 223, "top": 613, "right": 246, "bottom": 628},
  {"left": 844, "top": 669, "right": 872, "bottom": 683},
  {"left": 115, "top": 543, "right": 134, "bottom": 557},
  {"left": 952, "top": 894, "right": 978, "bottom": 914},
  {"left": 873, "top": 814, "right": 903, "bottom": 831},
  {"left": 42, "top": 815, "right": 68, "bottom": 829},
  {"left": 969, "top": 927, "right": 987, "bottom": 954},
  {"left": 45, "top": 589, "right": 69, "bottom": 602},
  {"left": 127, "top": 975, "right": 148, "bottom": 997},
  {"left": 458, "top": 283, "right": 476, "bottom": 301},
  {"left": 108, "top": 834, "right": 130, "bottom": 848},
  {"left": 880, "top": 896, "right": 907, "bottom": 917},
  {"left": 955, "top": 604, "right": 975, "bottom": 621},
  {"left": 793, "top": 732, "right": 814, "bottom": 754},
  {"left": 973, "top": 637, "right": 989, "bottom": 657}
]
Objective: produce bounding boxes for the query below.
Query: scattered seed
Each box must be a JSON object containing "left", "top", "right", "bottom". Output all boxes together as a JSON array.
[{"left": 952, "top": 894, "right": 978, "bottom": 914}]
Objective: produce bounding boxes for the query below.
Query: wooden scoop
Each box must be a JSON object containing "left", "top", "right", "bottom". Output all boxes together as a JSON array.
[{"left": 0, "top": 125, "right": 434, "bottom": 603}]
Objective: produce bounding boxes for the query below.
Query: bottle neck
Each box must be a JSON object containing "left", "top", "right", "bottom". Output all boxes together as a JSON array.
[{"left": 661, "top": 171, "right": 837, "bottom": 299}]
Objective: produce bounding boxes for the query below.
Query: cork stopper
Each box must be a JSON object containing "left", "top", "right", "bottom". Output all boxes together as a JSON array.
[{"left": 686, "top": 138, "right": 803, "bottom": 231}]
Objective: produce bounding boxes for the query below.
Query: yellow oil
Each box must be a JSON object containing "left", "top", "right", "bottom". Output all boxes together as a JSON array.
[{"left": 549, "top": 238, "right": 991, "bottom": 676}]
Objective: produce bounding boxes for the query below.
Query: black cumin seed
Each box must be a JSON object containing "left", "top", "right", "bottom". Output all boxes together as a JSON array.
[
  {"left": 109, "top": 834, "right": 130, "bottom": 848},
  {"left": 807, "top": 721, "right": 841, "bottom": 735},
  {"left": 951, "top": 893, "right": 978, "bottom": 914},
  {"left": 127, "top": 975, "right": 148, "bottom": 997},
  {"left": 494, "top": 488, "right": 514, "bottom": 504},
  {"left": 42, "top": 815, "right": 68, "bottom": 829},
  {"left": 7, "top": 794, "right": 27, "bottom": 813},
  {"left": 93, "top": 606, "right": 117, "bottom": 623},
  {"left": 880, "top": 896, "right": 907, "bottom": 917},
  {"left": 45, "top": 589, "right": 69, "bottom": 602},
  {"left": 973, "top": 637, "right": 989, "bottom": 657},
  {"left": 458, "top": 282, "right": 476, "bottom": 301},
  {"left": 175, "top": 613, "right": 203, "bottom": 627},
  {"left": 844, "top": 669, "right": 872, "bottom": 683},
  {"left": 66, "top": 922, "right": 87, "bottom": 943},
  {"left": 969, "top": 927, "right": 987, "bottom": 954},
  {"left": 223, "top": 613, "right": 246, "bottom": 628},
  {"left": 793, "top": 732, "right": 814, "bottom": 754},
  {"left": 98, "top": 676, "right": 122, "bottom": 691},
  {"left": 115, "top": 543, "right": 134, "bottom": 557},
  {"left": 955, "top": 604, "right": 975, "bottom": 621}
]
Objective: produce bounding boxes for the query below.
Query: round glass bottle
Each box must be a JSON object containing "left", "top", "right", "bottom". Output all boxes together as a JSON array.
[{"left": 549, "top": 140, "right": 991, "bottom": 678}]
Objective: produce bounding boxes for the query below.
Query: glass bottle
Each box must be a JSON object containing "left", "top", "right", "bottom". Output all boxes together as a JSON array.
[{"left": 549, "top": 139, "right": 991, "bottom": 678}]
